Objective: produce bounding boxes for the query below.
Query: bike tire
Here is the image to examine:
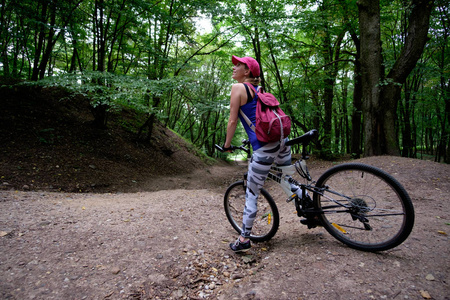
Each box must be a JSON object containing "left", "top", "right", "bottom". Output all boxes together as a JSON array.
[
  {"left": 224, "top": 180, "right": 279, "bottom": 242},
  {"left": 313, "top": 163, "right": 415, "bottom": 252}
]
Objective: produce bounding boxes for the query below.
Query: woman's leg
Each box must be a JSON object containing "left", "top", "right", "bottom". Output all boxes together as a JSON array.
[
  {"left": 275, "top": 139, "right": 292, "bottom": 166},
  {"left": 241, "top": 142, "right": 281, "bottom": 238}
]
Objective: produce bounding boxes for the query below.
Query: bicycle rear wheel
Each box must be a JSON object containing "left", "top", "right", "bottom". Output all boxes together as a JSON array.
[
  {"left": 314, "top": 163, "right": 415, "bottom": 252},
  {"left": 224, "top": 180, "right": 279, "bottom": 242}
]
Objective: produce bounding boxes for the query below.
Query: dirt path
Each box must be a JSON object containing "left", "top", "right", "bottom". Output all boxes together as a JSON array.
[{"left": 1, "top": 157, "right": 449, "bottom": 300}]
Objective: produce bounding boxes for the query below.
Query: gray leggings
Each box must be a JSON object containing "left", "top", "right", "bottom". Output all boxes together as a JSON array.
[{"left": 241, "top": 139, "right": 292, "bottom": 238}]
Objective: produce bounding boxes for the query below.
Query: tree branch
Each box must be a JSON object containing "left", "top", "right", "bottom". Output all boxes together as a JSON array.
[{"left": 387, "top": 0, "right": 435, "bottom": 83}]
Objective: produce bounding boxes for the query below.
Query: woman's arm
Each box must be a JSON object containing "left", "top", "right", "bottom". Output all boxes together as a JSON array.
[{"left": 224, "top": 83, "right": 246, "bottom": 148}]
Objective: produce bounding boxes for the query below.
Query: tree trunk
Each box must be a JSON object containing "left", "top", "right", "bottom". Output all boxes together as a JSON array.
[
  {"left": 437, "top": 84, "right": 450, "bottom": 162},
  {"left": 38, "top": 3, "right": 57, "bottom": 80},
  {"left": 357, "top": 0, "right": 384, "bottom": 156},
  {"left": 400, "top": 85, "right": 414, "bottom": 157},
  {"left": 31, "top": 0, "right": 48, "bottom": 81},
  {"left": 97, "top": 0, "right": 106, "bottom": 72},
  {"left": 0, "top": 0, "right": 10, "bottom": 77},
  {"left": 351, "top": 59, "right": 363, "bottom": 157},
  {"left": 339, "top": 0, "right": 363, "bottom": 157},
  {"left": 69, "top": 38, "right": 78, "bottom": 73},
  {"left": 342, "top": 76, "right": 350, "bottom": 153},
  {"left": 382, "top": 0, "right": 434, "bottom": 155},
  {"left": 358, "top": 0, "right": 434, "bottom": 156}
]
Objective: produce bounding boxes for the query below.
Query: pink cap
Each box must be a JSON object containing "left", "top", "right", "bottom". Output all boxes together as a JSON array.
[{"left": 232, "top": 55, "right": 260, "bottom": 77}]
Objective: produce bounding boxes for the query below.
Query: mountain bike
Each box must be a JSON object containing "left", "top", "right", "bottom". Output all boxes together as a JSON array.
[{"left": 216, "top": 129, "right": 415, "bottom": 252}]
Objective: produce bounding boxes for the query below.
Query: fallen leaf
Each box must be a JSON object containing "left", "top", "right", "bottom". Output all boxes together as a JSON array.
[
  {"left": 242, "top": 255, "right": 255, "bottom": 264},
  {"left": 425, "top": 274, "right": 435, "bottom": 281},
  {"left": 437, "top": 230, "right": 447, "bottom": 235},
  {"left": 419, "top": 290, "right": 431, "bottom": 299}
]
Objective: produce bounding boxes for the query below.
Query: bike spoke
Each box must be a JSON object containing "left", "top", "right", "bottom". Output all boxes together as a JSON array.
[
  {"left": 315, "top": 163, "right": 414, "bottom": 251},
  {"left": 224, "top": 181, "right": 279, "bottom": 242}
]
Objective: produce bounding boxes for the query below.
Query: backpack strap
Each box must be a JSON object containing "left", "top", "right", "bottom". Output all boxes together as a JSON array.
[
  {"left": 243, "top": 83, "right": 253, "bottom": 102},
  {"left": 243, "top": 82, "right": 258, "bottom": 97},
  {"left": 239, "top": 83, "right": 259, "bottom": 132},
  {"left": 239, "top": 109, "right": 256, "bottom": 132}
]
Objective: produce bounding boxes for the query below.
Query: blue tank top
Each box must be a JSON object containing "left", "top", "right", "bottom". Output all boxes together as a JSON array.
[{"left": 238, "top": 84, "right": 266, "bottom": 151}]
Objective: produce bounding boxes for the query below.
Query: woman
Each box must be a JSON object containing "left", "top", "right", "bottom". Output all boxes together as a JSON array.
[{"left": 224, "top": 55, "right": 294, "bottom": 253}]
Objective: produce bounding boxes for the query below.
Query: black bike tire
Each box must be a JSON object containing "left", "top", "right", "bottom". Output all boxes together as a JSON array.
[
  {"left": 224, "top": 180, "right": 279, "bottom": 242},
  {"left": 313, "top": 163, "right": 415, "bottom": 252}
]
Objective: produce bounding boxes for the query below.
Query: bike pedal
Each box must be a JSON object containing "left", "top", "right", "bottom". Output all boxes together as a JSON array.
[
  {"left": 300, "top": 218, "right": 322, "bottom": 229},
  {"left": 286, "top": 194, "right": 296, "bottom": 203}
]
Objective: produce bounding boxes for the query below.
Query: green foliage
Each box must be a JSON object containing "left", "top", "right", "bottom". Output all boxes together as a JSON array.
[
  {"left": 32, "top": 71, "right": 190, "bottom": 120},
  {"left": 1, "top": 0, "right": 447, "bottom": 161}
]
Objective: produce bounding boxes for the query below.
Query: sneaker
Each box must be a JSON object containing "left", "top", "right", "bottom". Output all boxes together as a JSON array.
[
  {"left": 300, "top": 217, "right": 322, "bottom": 229},
  {"left": 230, "top": 238, "right": 251, "bottom": 253}
]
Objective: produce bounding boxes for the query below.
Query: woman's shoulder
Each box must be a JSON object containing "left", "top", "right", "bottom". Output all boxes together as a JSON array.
[
  {"left": 232, "top": 82, "right": 258, "bottom": 91},
  {"left": 231, "top": 82, "right": 246, "bottom": 89},
  {"left": 230, "top": 83, "right": 247, "bottom": 96}
]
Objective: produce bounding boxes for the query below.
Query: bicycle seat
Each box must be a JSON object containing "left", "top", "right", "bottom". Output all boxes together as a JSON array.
[{"left": 285, "top": 129, "right": 317, "bottom": 146}]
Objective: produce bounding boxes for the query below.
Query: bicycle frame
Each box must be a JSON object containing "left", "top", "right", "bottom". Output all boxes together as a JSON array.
[{"left": 265, "top": 164, "right": 320, "bottom": 216}]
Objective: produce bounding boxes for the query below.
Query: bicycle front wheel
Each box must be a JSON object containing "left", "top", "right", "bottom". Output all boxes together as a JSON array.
[
  {"left": 224, "top": 180, "right": 279, "bottom": 242},
  {"left": 314, "top": 163, "right": 415, "bottom": 252}
]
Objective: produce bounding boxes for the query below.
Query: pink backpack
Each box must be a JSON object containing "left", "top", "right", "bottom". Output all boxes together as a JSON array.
[{"left": 240, "top": 83, "right": 291, "bottom": 143}]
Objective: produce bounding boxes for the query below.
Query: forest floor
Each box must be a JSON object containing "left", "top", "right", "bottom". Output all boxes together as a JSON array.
[{"left": 0, "top": 83, "right": 449, "bottom": 299}]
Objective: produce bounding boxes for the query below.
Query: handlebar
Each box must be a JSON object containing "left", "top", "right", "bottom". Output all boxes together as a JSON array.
[
  {"left": 216, "top": 129, "right": 317, "bottom": 155},
  {"left": 215, "top": 140, "right": 250, "bottom": 154}
]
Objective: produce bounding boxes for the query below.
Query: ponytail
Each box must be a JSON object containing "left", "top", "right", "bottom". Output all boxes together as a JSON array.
[
  {"left": 249, "top": 76, "right": 261, "bottom": 86},
  {"left": 242, "top": 64, "right": 262, "bottom": 86}
]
